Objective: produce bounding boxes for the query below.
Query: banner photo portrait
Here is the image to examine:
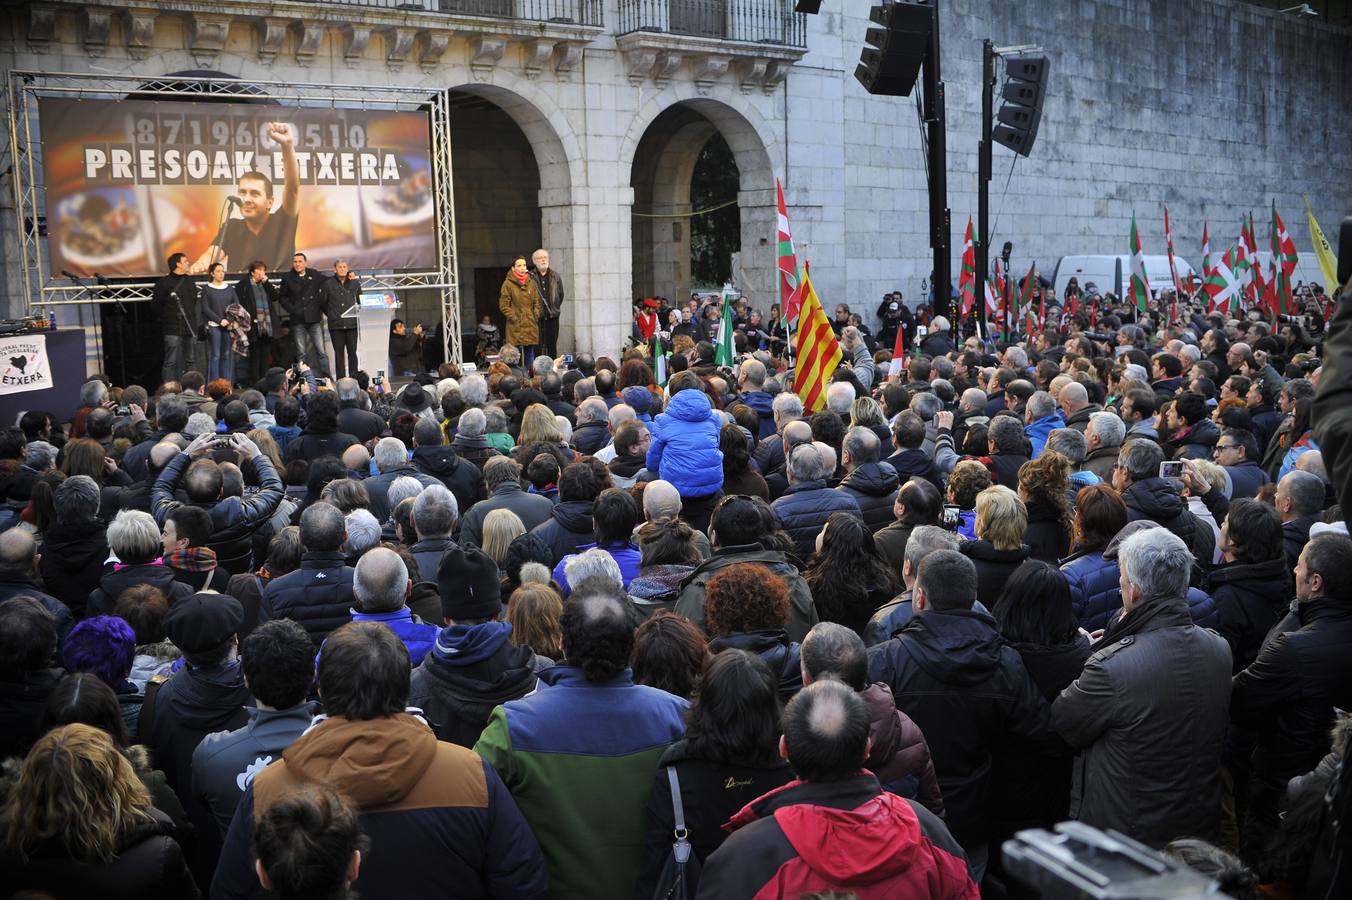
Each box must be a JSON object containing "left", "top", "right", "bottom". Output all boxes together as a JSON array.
[
  {"left": 0, "top": 335, "right": 52, "bottom": 395},
  {"left": 38, "top": 97, "right": 437, "bottom": 279}
]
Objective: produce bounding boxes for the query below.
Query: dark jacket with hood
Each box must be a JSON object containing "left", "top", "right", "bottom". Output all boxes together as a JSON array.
[
  {"left": 1122, "top": 476, "right": 1215, "bottom": 565},
  {"left": 412, "top": 444, "right": 486, "bottom": 515},
  {"left": 987, "top": 451, "right": 1030, "bottom": 490},
  {"left": 365, "top": 463, "right": 442, "bottom": 523},
  {"left": 146, "top": 660, "right": 253, "bottom": 810},
  {"left": 674, "top": 544, "right": 819, "bottom": 643},
  {"left": 0, "top": 808, "right": 198, "bottom": 900},
  {"left": 772, "top": 480, "right": 861, "bottom": 561},
  {"left": 529, "top": 499, "right": 595, "bottom": 566},
  {"left": 1282, "top": 513, "right": 1319, "bottom": 571},
  {"left": 37, "top": 518, "right": 109, "bottom": 619},
  {"left": 1224, "top": 460, "right": 1271, "bottom": 500},
  {"left": 708, "top": 630, "right": 803, "bottom": 701},
  {"left": 695, "top": 774, "right": 976, "bottom": 900},
  {"left": 571, "top": 420, "right": 609, "bottom": 456},
  {"left": 259, "top": 550, "right": 356, "bottom": 646},
  {"left": 1173, "top": 418, "right": 1221, "bottom": 460},
  {"left": 1205, "top": 555, "right": 1293, "bottom": 673},
  {"left": 408, "top": 621, "right": 542, "bottom": 748},
  {"left": 87, "top": 562, "right": 195, "bottom": 618},
  {"left": 1051, "top": 595, "right": 1232, "bottom": 846},
  {"left": 151, "top": 451, "right": 284, "bottom": 575},
  {"left": 882, "top": 448, "right": 944, "bottom": 492},
  {"left": 636, "top": 740, "right": 794, "bottom": 899},
  {"left": 212, "top": 713, "right": 550, "bottom": 900},
  {"left": 960, "top": 539, "right": 1031, "bottom": 610},
  {"left": 835, "top": 462, "right": 900, "bottom": 535},
  {"left": 859, "top": 680, "right": 944, "bottom": 814},
  {"left": 867, "top": 607, "right": 1061, "bottom": 850},
  {"left": 0, "top": 576, "right": 73, "bottom": 638},
  {"left": 1232, "top": 597, "right": 1352, "bottom": 782},
  {"left": 1024, "top": 499, "right": 1071, "bottom": 564},
  {"left": 741, "top": 390, "right": 777, "bottom": 440},
  {"left": 281, "top": 426, "right": 359, "bottom": 464}
]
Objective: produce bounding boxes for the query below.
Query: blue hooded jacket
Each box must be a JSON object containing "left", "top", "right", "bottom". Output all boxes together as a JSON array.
[
  {"left": 1026, "top": 412, "right": 1066, "bottom": 458},
  {"left": 741, "top": 390, "right": 778, "bottom": 440},
  {"left": 350, "top": 608, "right": 439, "bottom": 666},
  {"left": 646, "top": 388, "right": 724, "bottom": 497}
]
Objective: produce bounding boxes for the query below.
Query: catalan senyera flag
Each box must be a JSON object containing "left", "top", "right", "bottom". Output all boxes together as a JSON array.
[
  {"left": 1304, "top": 196, "right": 1340, "bottom": 294},
  {"left": 792, "top": 270, "right": 842, "bottom": 413},
  {"left": 1128, "top": 213, "right": 1151, "bottom": 314},
  {"left": 958, "top": 218, "right": 976, "bottom": 320},
  {"left": 775, "top": 179, "right": 802, "bottom": 325}
]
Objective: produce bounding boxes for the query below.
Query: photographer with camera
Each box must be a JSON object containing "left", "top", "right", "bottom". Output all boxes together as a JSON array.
[{"left": 150, "top": 431, "right": 285, "bottom": 575}]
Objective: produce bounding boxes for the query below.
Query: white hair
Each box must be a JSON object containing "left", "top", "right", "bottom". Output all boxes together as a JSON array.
[
  {"left": 458, "top": 407, "right": 486, "bottom": 437},
  {"left": 826, "top": 382, "right": 855, "bottom": 416},
  {"left": 374, "top": 437, "right": 408, "bottom": 471},
  {"left": 772, "top": 392, "right": 804, "bottom": 422},
  {"left": 1087, "top": 411, "right": 1126, "bottom": 448},
  {"left": 578, "top": 397, "right": 608, "bottom": 424},
  {"left": 435, "top": 378, "right": 460, "bottom": 402},
  {"left": 1118, "top": 527, "right": 1192, "bottom": 603},
  {"left": 607, "top": 404, "right": 636, "bottom": 431},
  {"left": 564, "top": 547, "right": 623, "bottom": 593},
  {"left": 343, "top": 509, "right": 382, "bottom": 557},
  {"left": 386, "top": 475, "right": 426, "bottom": 512},
  {"left": 459, "top": 374, "right": 488, "bottom": 407},
  {"left": 555, "top": 416, "right": 573, "bottom": 443},
  {"left": 1004, "top": 346, "right": 1028, "bottom": 369},
  {"left": 931, "top": 315, "right": 950, "bottom": 332}
]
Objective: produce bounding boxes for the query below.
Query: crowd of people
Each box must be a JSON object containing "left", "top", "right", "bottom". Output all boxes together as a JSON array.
[{"left": 0, "top": 278, "right": 1350, "bottom": 900}]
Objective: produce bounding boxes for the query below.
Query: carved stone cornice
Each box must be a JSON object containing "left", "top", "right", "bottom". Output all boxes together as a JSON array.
[
  {"left": 185, "top": 12, "right": 231, "bottom": 63},
  {"left": 81, "top": 7, "right": 113, "bottom": 57},
  {"left": 26, "top": 4, "right": 57, "bottom": 54},
  {"left": 121, "top": 7, "right": 157, "bottom": 59},
  {"left": 615, "top": 29, "right": 804, "bottom": 90},
  {"left": 256, "top": 16, "right": 289, "bottom": 64}
]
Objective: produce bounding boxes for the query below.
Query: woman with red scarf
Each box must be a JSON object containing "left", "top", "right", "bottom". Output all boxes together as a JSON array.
[{"left": 499, "top": 255, "right": 542, "bottom": 365}]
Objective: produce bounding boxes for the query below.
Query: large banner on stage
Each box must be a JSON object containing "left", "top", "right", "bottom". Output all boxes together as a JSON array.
[
  {"left": 38, "top": 98, "right": 436, "bottom": 279},
  {"left": 0, "top": 335, "right": 52, "bottom": 395}
]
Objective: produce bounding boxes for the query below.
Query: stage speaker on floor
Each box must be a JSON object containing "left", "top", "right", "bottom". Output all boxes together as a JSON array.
[
  {"left": 855, "top": 1, "right": 932, "bottom": 97},
  {"left": 992, "top": 56, "right": 1049, "bottom": 157}
]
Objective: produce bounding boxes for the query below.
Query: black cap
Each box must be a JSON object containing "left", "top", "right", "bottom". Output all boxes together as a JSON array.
[
  {"left": 438, "top": 544, "right": 502, "bottom": 622},
  {"left": 165, "top": 593, "right": 244, "bottom": 653}
]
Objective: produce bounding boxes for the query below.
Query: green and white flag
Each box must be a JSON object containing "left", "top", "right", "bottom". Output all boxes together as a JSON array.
[
  {"left": 715, "top": 292, "right": 735, "bottom": 366},
  {"left": 652, "top": 329, "right": 667, "bottom": 387},
  {"left": 1128, "top": 212, "right": 1151, "bottom": 314}
]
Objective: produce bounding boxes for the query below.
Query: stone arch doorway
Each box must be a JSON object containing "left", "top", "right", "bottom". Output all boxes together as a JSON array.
[
  {"left": 629, "top": 98, "right": 776, "bottom": 312},
  {"left": 445, "top": 84, "right": 574, "bottom": 354}
]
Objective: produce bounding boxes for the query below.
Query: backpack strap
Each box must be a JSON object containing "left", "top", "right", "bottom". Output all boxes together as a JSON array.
[{"left": 667, "top": 766, "right": 689, "bottom": 848}]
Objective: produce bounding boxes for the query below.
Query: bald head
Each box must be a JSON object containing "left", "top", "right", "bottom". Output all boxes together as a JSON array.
[
  {"left": 1059, "top": 381, "right": 1088, "bottom": 413},
  {"left": 342, "top": 444, "right": 371, "bottom": 472},
  {"left": 0, "top": 527, "right": 36, "bottom": 570},
  {"left": 813, "top": 440, "right": 837, "bottom": 475},
  {"left": 781, "top": 680, "right": 871, "bottom": 782},
  {"left": 783, "top": 419, "right": 813, "bottom": 453},
  {"left": 642, "top": 479, "right": 681, "bottom": 521},
  {"left": 1296, "top": 451, "right": 1327, "bottom": 481},
  {"left": 150, "top": 441, "right": 182, "bottom": 471}
]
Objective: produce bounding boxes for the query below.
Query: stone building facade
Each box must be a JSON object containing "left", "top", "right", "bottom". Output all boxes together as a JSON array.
[{"left": 1, "top": 0, "right": 1349, "bottom": 368}]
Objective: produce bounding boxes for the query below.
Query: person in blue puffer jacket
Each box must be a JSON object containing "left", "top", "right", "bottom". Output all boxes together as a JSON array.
[{"left": 646, "top": 371, "right": 723, "bottom": 498}]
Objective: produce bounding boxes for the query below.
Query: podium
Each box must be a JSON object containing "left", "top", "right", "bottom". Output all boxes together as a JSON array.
[{"left": 355, "top": 292, "right": 401, "bottom": 378}]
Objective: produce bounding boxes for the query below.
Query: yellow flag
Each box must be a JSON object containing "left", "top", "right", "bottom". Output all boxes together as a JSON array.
[
  {"left": 791, "top": 271, "right": 841, "bottom": 413},
  {"left": 1304, "top": 196, "right": 1339, "bottom": 292}
]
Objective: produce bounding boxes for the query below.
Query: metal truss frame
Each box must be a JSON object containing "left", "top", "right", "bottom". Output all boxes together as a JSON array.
[{"left": 6, "top": 70, "right": 463, "bottom": 362}]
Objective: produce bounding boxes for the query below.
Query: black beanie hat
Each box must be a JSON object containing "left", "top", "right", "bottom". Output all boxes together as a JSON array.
[{"left": 437, "top": 544, "right": 501, "bottom": 622}]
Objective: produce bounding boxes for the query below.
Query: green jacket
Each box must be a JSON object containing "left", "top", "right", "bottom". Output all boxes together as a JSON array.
[{"left": 673, "top": 544, "right": 819, "bottom": 642}]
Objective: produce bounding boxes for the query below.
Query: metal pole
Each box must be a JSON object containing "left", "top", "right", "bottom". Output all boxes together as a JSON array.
[
  {"left": 923, "top": 0, "right": 950, "bottom": 323},
  {"left": 976, "top": 39, "right": 993, "bottom": 342}
]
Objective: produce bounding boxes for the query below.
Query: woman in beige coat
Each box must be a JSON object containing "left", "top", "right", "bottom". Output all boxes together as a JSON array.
[{"left": 499, "top": 256, "right": 542, "bottom": 365}]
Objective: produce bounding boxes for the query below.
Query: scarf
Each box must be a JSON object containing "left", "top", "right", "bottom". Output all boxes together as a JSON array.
[
  {"left": 511, "top": 268, "right": 529, "bottom": 286},
  {"left": 1092, "top": 592, "right": 1187, "bottom": 652},
  {"left": 166, "top": 546, "right": 217, "bottom": 573}
]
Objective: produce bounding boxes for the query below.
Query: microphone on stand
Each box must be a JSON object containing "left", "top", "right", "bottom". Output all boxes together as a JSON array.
[
  {"left": 225, "top": 195, "right": 243, "bottom": 207},
  {"left": 61, "top": 269, "right": 83, "bottom": 282}
]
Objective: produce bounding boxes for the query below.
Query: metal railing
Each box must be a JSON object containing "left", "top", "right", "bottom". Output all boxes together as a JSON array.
[
  {"left": 309, "top": 0, "right": 603, "bottom": 27},
  {"left": 617, "top": 0, "right": 806, "bottom": 47}
]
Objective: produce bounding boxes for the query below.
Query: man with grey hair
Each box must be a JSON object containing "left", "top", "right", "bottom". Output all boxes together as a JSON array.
[
  {"left": 1052, "top": 526, "right": 1231, "bottom": 846},
  {"left": 909, "top": 391, "right": 943, "bottom": 458},
  {"left": 1003, "top": 345, "right": 1028, "bottom": 371},
  {"left": 350, "top": 546, "right": 438, "bottom": 666},
  {"left": 572, "top": 397, "right": 611, "bottom": 456},
  {"left": 563, "top": 547, "right": 624, "bottom": 595},
  {"left": 531, "top": 354, "right": 555, "bottom": 378},
  {"left": 1275, "top": 469, "right": 1326, "bottom": 569},
  {"left": 836, "top": 426, "right": 899, "bottom": 534},
  {"left": 772, "top": 443, "right": 861, "bottom": 560},
  {"left": 1025, "top": 390, "right": 1063, "bottom": 458},
  {"left": 1081, "top": 410, "right": 1125, "bottom": 481},
  {"left": 0, "top": 527, "right": 73, "bottom": 635},
  {"left": 868, "top": 547, "right": 1057, "bottom": 873},
  {"left": 336, "top": 376, "right": 384, "bottom": 443},
  {"left": 342, "top": 508, "right": 382, "bottom": 561},
  {"left": 825, "top": 381, "right": 856, "bottom": 420},
  {"left": 365, "top": 436, "right": 440, "bottom": 523},
  {"left": 409, "top": 484, "right": 458, "bottom": 587},
  {"left": 261, "top": 500, "right": 356, "bottom": 645},
  {"left": 459, "top": 456, "right": 555, "bottom": 549},
  {"left": 1111, "top": 438, "right": 1213, "bottom": 564},
  {"left": 573, "top": 376, "right": 597, "bottom": 403},
  {"left": 737, "top": 358, "right": 776, "bottom": 439},
  {"left": 752, "top": 392, "right": 806, "bottom": 492},
  {"left": 593, "top": 404, "right": 637, "bottom": 464},
  {"left": 22, "top": 441, "right": 56, "bottom": 473},
  {"left": 79, "top": 378, "right": 108, "bottom": 411},
  {"left": 864, "top": 524, "right": 963, "bottom": 646}
]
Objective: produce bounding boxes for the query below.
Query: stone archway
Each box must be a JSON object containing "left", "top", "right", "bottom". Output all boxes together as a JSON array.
[
  {"left": 627, "top": 96, "right": 778, "bottom": 311},
  {"left": 444, "top": 83, "right": 578, "bottom": 353}
]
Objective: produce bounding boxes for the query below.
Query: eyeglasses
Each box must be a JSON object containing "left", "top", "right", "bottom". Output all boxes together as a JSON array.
[{"left": 1214, "top": 444, "right": 1239, "bottom": 452}]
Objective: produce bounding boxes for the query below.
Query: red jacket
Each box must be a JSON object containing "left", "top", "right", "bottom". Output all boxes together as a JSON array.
[{"left": 695, "top": 773, "right": 977, "bottom": 900}]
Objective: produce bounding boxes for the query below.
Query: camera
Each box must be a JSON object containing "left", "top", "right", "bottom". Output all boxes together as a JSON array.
[
  {"left": 941, "top": 504, "right": 961, "bottom": 529},
  {"left": 1159, "top": 461, "right": 1184, "bottom": 479},
  {"left": 916, "top": 325, "right": 929, "bottom": 339},
  {"left": 115, "top": 405, "right": 130, "bottom": 417},
  {"left": 373, "top": 369, "right": 385, "bottom": 387},
  {"left": 563, "top": 353, "right": 575, "bottom": 367},
  {"left": 1083, "top": 332, "right": 1113, "bottom": 343}
]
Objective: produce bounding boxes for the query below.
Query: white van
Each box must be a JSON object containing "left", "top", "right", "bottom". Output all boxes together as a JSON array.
[{"left": 1052, "top": 255, "right": 1197, "bottom": 301}]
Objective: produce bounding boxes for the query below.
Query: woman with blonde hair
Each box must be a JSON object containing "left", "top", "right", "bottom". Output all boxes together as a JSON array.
[
  {"left": 511, "top": 403, "right": 575, "bottom": 466},
  {"left": 1017, "top": 450, "right": 1074, "bottom": 564},
  {"left": 0, "top": 723, "right": 196, "bottom": 895},
  {"left": 247, "top": 427, "right": 285, "bottom": 473},
  {"left": 849, "top": 396, "right": 892, "bottom": 447},
  {"left": 481, "top": 508, "right": 526, "bottom": 570},
  {"left": 961, "top": 484, "right": 1030, "bottom": 608},
  {"left": 506, "top": 581, "right": 563, "bottom": 663}
]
